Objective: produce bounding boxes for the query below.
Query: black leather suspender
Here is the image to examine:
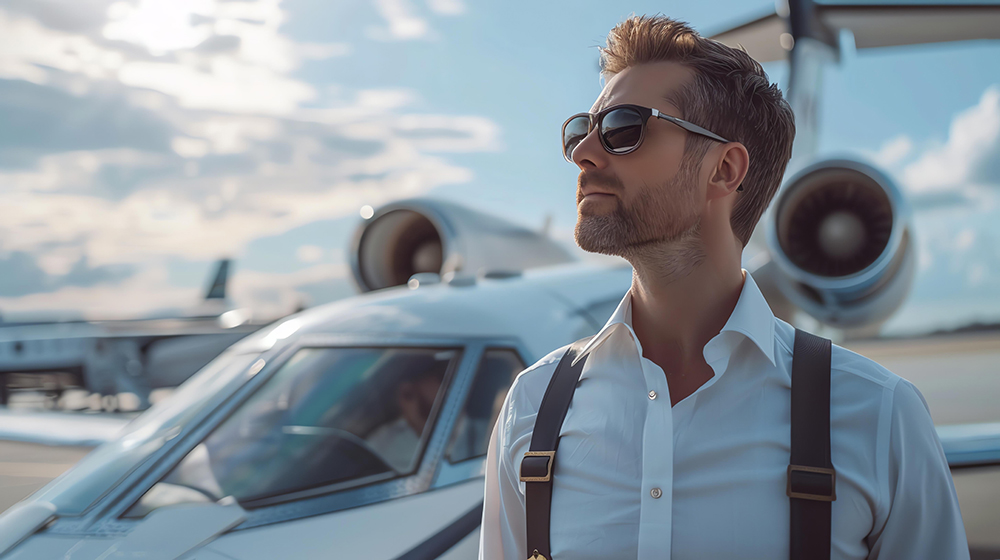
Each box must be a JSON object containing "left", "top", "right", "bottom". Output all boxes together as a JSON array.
[
  {"left": 519, "top": 337, "right": 591, "bottom": 560},
  {"left": 788, "top": 328, "right": 836, "bottom": 560},
  {"left": 521, "top": 329, "right": 835, "bottom": 560}
]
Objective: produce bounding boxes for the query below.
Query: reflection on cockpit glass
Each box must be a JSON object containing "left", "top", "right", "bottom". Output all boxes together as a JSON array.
[
  {"left": 125, "top": 346, "right": 459, "bottom": 517},
  {"left": 446, "top": 349, "right": 525, "bottom": 463}
]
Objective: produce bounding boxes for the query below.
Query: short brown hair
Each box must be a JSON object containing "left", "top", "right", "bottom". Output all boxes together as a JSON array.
[{"left": 600, "top": 15, "right": 795, "bottom": 247}]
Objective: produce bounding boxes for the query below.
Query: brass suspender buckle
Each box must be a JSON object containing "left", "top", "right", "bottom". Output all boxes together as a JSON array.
[
  {"left": 786, "top": 464, "right": 837, "bottom": 502},
  {"left": 520, "top": 451, "right": 556, "bottom": 482},
  {"left": 528, "top": 549, "right": 547, "bottom": 560}
]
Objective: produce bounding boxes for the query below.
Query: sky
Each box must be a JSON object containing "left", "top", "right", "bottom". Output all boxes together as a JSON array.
[{"left": 0, "top": 0, "right": 999, "bottom": 337}]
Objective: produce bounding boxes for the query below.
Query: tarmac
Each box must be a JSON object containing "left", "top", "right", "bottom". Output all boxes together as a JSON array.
[
  {"left": 0, "top": 408, "right": 128, "bottom": 513},
  {"left": 0, "top": 440, "right": 91, "bottom": 514}
]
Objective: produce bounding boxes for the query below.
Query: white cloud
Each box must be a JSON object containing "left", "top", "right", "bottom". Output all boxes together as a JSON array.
[
  {"left": 968, "top": 262, "right": 987, "bottom": 287},
  {"left": 371, "top": 0, "right": 466, "bottom": 41},
  {"left": 296, "top": 245, "right": 324, "bottom": 263},
  {"left": 0, "top": 0, "right": 488, "bottom": 318},
  {"left": 37, "top": 247, "right": 86, "bottom": 276},
  {"left": 373, "top": 0, "right": 429, "bottom": 40},
  {"left": 868, "top": 135, "right": 913, "bottom": 168},
  {"left": 395, "top": 114, "right": 502, "bottom": 152},
  {"left": 901, "top": 86, "right": 1000, "bottom": 194},
  {"left": 0, "top": 94, "right": 487, "bottom": 267},
  {"left": 2, "top": 0, "right": 348, "bottom": 115},
  {"left": 187, "top": 116, "right": 281, "bottom": 155},
  {"left": 171, "top": 137, "right": 210, "bottom": 158},
  {"left": 230, "top": 262, "right": 351, "bottom": 318},
  {"left": 0, "top": 149, "right": 170, "bottom": 195},
  {"left": 917, "top": 242, "right": 933, "bottom": 272},
  {"left": 118, "top": 59, "right": 317, "bottom": 114},
  {"left": 102, "top": 0, "right": 215, "bottom": 55},
  {"left": 0, "top": 264, "right": 196, "bottom": 318},
  {"left": 954, "top": 228, "right": 976, "bottom": 251},
  {"left": 426, "top": 0, "right": 465, "bottom": 16},
  {"left": 296, "top": 42, "right": 352, "bottom": 60},
  {"left": 0, "top": 10, "right": 123, "bottom": 83}
]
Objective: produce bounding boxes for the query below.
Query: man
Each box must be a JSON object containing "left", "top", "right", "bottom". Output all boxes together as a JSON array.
[
  {"left": 367, "top": 360, "right": 446, "bottom": 472},
  {"left": 479, "top": 15, "right": 967, "bottom": 560}
]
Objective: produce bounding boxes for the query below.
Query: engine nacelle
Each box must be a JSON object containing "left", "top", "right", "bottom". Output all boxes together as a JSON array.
[
  {"left": 350, "top": 198, "right": 575, "bottom": 292},
  {"left": 766, "top": 159, "right": 916, "bottom": 328}
]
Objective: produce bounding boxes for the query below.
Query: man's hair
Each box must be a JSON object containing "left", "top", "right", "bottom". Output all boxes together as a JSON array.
[{"left": 600, "top": 15, "right": 796, "bottom": 247}]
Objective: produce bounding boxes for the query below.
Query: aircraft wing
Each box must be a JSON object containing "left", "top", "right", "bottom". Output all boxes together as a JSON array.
[
  {"left": 939, "top": 423, "right": 1000, "bottom": 468},
  {"left": 709, "top": 2, "right": 1000, "bottom": 63},
  {"left": 709, "top": 11, "right": 790, "bottom": 63}
]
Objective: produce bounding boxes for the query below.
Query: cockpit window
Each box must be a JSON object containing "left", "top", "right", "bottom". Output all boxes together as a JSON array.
[
  {"left": 446, "top": 348, "right": 525, "bottom": 463},
  {"left": 125, "top": 346, "right": 459, "bottom": 517}
]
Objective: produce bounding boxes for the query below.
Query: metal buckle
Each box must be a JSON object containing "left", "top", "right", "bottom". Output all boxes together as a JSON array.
[
  {"left": 786, "top": 464, "right": 837, "bottom": 502},
  {"left": 520, "top": 451, "right": 555, "bottom": 482},
  {"left": 528, "top": 549, "right": 547, "bottom": 560}
]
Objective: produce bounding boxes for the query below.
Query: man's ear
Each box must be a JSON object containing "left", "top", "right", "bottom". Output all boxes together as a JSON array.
[{"left": 707, "top": 142, "right": 750, "bottom": 200}]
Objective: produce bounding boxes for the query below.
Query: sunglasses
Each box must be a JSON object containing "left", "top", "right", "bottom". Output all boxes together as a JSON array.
[{"left": 561, "top": 103, "right": 732, "bottom": 163}]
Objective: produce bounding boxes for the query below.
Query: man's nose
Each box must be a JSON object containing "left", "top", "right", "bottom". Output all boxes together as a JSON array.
[{"left": 572, "top": 128, "right": 609, "bottom": 171}]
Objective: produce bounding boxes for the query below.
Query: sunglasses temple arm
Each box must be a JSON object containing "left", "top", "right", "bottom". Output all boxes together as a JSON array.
[
  {"left": 652, "top": 111, "right": 731, "bottom": 144},
  {"left": 651, "top": 109, "right": 740, "bottom": 191}
]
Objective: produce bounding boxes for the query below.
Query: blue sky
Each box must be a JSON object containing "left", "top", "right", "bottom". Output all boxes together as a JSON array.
[{"left": 0, "top": 0, "right": 998, "bottom": 336}]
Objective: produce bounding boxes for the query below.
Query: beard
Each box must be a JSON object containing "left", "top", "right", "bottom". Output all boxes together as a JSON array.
[{"left": 574, "top": 158, "right": 702, "bottom": 259}]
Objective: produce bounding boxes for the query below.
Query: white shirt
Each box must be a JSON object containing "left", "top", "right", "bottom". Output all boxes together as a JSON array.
[{"left": 480, "top": 271, "right": 968, "bottom": 560}]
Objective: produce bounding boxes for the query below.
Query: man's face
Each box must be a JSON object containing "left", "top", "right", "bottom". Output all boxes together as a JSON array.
[
  {"left": 397, "top": 373, "right": 441, "bottom": 435},
  {"left": 572, "top": 61, "right": 705, "bottom": 257}
]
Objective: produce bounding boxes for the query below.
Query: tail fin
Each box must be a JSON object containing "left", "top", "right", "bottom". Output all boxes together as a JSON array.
[
  {"left": 204, "top": 259, "right": 230, "bottom": 300},
  {"left": 708, "top": 2, "right": 1000, "bottom": 63}
]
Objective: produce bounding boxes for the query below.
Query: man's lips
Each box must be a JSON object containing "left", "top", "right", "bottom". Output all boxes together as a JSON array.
[{"left": 580, "top": 189, "right": 616, "bottom": 198}]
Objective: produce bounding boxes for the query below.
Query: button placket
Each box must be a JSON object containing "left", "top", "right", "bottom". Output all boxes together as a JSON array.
[{"left": 636, "top": 352, "right": 673, "bottom": 558}]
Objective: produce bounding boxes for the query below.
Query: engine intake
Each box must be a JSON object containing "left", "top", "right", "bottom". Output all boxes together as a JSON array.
[
  {"left": 767, "top": 159, "right": 915, "bottom": 328},
  {"left": 351, "top": 199, "right": 574, "bottom": 292}
]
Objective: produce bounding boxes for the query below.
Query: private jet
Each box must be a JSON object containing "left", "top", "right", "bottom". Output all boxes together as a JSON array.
[
  {"left": 0, "top": 260, "right": 267, "bottom": 411},
  {"left": 1, "top": 0, "right": 999, "bottom": 558}
]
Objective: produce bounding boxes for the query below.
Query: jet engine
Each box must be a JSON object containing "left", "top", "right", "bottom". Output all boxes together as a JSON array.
[
  {"left": 350, "top": 198, "right": 575, "bottom": 292},
  {"left": 766, "top": 159, "right": 916, "bottom": 328}
]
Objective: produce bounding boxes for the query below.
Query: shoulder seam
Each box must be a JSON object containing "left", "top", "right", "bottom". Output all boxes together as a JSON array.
[{"left": 830, "top": 346, "right": 902, "bottom": 389}]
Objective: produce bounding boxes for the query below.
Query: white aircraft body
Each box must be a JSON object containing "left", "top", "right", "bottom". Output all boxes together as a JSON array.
[
  {"left": 0, "top": 260, "right": 265, "bottom": 411},
  {"left": 2, "top": 0, "right": 1000, "bottom": 558}
]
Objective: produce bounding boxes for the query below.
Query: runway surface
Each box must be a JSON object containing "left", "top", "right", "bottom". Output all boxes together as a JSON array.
[
  {"left": 845, "top": 330, "right": 1000, "bottom": 425},
  {"left": 0, "top": 440, "right": 92, "bottom": 513}
]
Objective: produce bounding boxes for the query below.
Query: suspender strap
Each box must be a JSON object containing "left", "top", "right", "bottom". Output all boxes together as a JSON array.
[
  {"left": 789, "top": 328, "right": 836, "bottom": 560},
  {"left": 520, "top": 337, "right": 592, "bottom": 560}
]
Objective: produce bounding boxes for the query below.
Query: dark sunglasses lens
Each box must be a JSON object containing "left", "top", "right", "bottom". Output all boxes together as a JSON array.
[
  {"left": 601, "top": 108, "right": 644, "bottom": 153},
  {"left": 562, "top": 116, "right": 590, "bottom": 160}
]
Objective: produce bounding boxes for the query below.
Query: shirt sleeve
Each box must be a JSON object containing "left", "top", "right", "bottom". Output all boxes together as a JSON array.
[
  {"left": 867, "top": 379, "right": 969, "bottom": 559},
  {"left": 479, "top": 392, "right": 528, "bottom": 560}
]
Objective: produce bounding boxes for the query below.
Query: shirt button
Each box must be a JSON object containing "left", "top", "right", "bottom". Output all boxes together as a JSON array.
[
  {"left": 648, "top": 390, "right": 657, "bottom": 400},
  {"left": 650, "top": 487, "right": 662, "bottom": 499}
]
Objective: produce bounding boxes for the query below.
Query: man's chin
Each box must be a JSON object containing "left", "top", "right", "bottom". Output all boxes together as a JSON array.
[{"left": 574, "top": 220, "right": 628, "bottom": 256}]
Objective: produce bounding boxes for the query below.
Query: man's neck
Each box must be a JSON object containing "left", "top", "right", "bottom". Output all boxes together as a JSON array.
[{"left": 626, "top": 238, "right": 745, "bottom": 405}]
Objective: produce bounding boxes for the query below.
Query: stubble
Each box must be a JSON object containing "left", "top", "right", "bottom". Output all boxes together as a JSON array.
[{"left": 574, "top": 158, "right": 706, "bottom": 277}]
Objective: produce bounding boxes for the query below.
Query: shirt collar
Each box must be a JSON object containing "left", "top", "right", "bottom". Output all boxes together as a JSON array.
[{"left": 574, "top": 269, "right": 776, "bottom": 367}]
